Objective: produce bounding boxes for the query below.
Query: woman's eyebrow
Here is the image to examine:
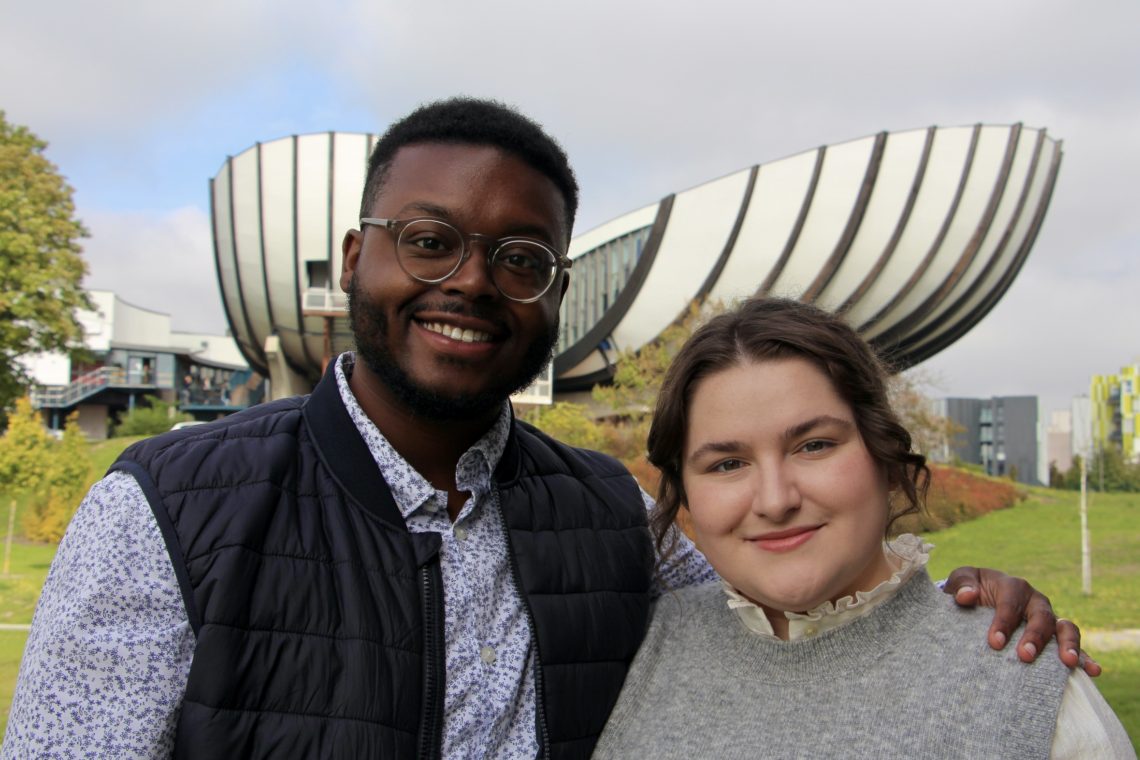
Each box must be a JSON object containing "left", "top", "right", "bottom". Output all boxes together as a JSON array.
[
  {"left": 783, "top": 415, "right": 854, "bottom": 442},
  {"left": 686, "top": 439, "right": 745, "bottom": 465}
]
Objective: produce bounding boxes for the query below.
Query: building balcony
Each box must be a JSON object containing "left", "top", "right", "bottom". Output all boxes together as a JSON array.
[{"left": 30, "top": 366, "right": 173, "bottom": 409}]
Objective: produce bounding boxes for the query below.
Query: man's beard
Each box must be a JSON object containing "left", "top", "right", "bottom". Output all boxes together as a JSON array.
[{"left": 347, "top": 273, "right": 558, "bottom": 421}]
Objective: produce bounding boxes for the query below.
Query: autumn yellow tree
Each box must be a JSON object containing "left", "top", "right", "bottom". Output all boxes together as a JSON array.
[{"left": 0, "top": 397, "right": 93, "bottom": 543}]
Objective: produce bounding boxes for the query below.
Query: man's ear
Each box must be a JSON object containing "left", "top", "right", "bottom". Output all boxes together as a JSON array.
[{"left": 340, "top": 229, "right": 363, "bottom": 292}]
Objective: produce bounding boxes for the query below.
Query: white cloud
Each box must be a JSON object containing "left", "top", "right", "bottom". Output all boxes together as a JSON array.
[
  {"left": 921, "top": 262, "right": 1140, "bottom": 415},
  {"left": 0, "top": 0, "right": 340, "bottom": 143},
  {"left": 81, "top": 206, "right": 227, "bottom": 335}
]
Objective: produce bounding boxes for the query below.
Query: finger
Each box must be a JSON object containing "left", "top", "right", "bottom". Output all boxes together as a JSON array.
[
  {"left": 942, "top": 566, "right": 982, "bottom": 607},
  {"left": 1080, "top": 653, "right": 1102, "bottom": 678},
  {"left": 973, "top": 571, "right": 1038, "bottom": 653},
  {"left": 1010, "top": 590, "right": 1055, "bottom": 662},
  {"left": 1056, "top": 619, "right": 1082, "bottom": 668}
]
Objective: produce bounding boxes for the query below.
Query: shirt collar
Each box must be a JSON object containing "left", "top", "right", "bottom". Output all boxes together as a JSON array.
[
  {"left": 724, "top": 534, "right": 933, "bottom": 641},
  {"left": 334, "top": 352, "right": 511, "bottom": 519}
]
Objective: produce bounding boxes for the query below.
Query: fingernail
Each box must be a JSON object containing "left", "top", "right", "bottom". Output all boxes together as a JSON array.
[
  {"left": 957, "top": 585, "right": 975, "bottom": 597},
  {"left": 1067, "top": 648, "right": 1079, "bottom": 659},
  {"left": 1022, "top": 642, "right": 1037, "bottom": 658},
  {"left": 993, "top": 631, "right": 1006, "bottom": 647}
]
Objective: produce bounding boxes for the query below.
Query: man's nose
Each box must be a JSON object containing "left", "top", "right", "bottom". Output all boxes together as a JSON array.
[{"left": 443, "top": 239, "right": 499, "bottom": 299}]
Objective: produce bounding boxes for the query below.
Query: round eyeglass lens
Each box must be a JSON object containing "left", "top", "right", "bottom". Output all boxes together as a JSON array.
[
  {"left": 491, "top": 242, "right": 557, "bottom": 301},
  {"left": 396, "top": 220, "right": 465, "bottom": 282}
]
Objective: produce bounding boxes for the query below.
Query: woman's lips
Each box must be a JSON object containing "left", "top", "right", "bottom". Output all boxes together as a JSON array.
[{"left": 751, "top": 526, "right": 821, "bottom": 553}]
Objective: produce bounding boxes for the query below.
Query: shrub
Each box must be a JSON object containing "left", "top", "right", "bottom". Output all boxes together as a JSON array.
[
  {"left": 521, "top": 402, "right": 606, "bottom": 451},
  {"left": 892, "top": 464, "right": 1023, "bottom": 535},
  {"left": 113, "top": 398, "right": 190, "bottom": 437}
]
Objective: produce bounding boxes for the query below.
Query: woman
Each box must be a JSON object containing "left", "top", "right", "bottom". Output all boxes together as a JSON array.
[{"left": 595, "top": 297, "right": 1132, "bottom": 759}]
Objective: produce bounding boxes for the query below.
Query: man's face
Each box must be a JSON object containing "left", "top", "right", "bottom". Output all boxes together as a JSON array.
[{"left": 340, "top": 143, "right": 569, "bottom": 421}]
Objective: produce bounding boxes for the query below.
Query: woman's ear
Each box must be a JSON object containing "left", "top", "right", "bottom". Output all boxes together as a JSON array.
[{"left": 883, "top": 464, "right": 899, "bottom": 492}]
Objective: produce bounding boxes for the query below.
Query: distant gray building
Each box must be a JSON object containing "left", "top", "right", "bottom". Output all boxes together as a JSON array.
[{"left": 934, "top": 396, "right": 1040, "bottom": 485}]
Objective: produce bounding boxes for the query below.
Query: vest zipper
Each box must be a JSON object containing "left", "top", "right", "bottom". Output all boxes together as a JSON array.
[
  {"left": 495, "top": 501, "right": 551, "bottom": 759},
  {"left": 417, "top": 559, "right": 445, "bottom": 760}
]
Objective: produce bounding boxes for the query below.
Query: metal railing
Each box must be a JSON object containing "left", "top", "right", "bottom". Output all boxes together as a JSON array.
[{"left": 30, "top": 367, "right": 171, "bottom": 409}]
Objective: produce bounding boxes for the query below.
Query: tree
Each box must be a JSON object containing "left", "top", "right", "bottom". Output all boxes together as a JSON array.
[
  {"left": 887, "top": 368, "right": 963, "bottom": 460},
  {"left": 590, "top": 302, "right": 711, "bottom": 468},
  {"left": 1056, "top": 449, "right": 1140, "bottom": 492},
  {"left": 0, "top": 111, "right": 92, "bottom": 410},
  {"left": 0, "top": 396, "right": 53, "bottom": 494},
  {"left": 0, "top": 397, "right": 94, "bottom": 543},
  {"left": 26, "top": 410, "right": 92, "bottom": 542}
]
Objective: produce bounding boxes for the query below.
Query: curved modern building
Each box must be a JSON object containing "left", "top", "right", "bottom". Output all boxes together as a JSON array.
[{"left": 211, "top": 123, "right": 1061, "bottom": 396}]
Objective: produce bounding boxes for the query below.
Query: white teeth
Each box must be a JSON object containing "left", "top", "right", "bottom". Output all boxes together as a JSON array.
[{"left": 423, "top": 321, "right": 492, "bottom": 343}]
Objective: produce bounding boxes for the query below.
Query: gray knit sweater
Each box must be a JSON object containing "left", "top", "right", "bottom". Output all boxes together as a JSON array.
[{"left": 594, "top": 569, "right": 1069, "bottom": 759}]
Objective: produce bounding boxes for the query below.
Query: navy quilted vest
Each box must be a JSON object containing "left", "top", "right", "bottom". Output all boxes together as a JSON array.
[{"left": 112, "top": 362, "right": 653, "bottom": 759}]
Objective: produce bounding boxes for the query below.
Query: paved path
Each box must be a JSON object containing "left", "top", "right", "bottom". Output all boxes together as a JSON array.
[{"left": 1085, "top": 629, "right": 1140, "bottom": 651}]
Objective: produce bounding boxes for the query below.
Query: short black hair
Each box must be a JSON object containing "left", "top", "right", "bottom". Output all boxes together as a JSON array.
[{"left": 360, "top": 97, "right": 579, "bottom": 241}]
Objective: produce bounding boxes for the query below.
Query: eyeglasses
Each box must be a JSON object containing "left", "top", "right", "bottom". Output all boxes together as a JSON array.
[{"left": 359, "top": 217, "right": 573, "bottom": 303}]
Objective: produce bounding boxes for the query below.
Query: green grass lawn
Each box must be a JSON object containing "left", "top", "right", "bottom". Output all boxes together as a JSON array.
[
  {"left": 926, "top": 489, "right": 1139, "bottom": 631},
  {"left": 0, "top": 631, "right": 27, "bottom": 738},
  {"left": 926, "top": 488, "right": 1139, "bottom": 750},
  {"left": 87, "top": 435, "right": 145, "bottom": 476},
  {"left": 0, "top": 542, "right": 55, "bottom": 625},
  {"left": 0, "top": 540, "right": 55, "bottom": 739}
]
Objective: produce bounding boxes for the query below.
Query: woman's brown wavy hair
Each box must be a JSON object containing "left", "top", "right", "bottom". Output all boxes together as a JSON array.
[{"left": 648, "top": 297, "right": 930, "bottom": 556}]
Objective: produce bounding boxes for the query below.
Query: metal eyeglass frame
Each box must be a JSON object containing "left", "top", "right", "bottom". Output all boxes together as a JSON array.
[{"left": 359, "top": 217, "right": 573, "bottom": 303}]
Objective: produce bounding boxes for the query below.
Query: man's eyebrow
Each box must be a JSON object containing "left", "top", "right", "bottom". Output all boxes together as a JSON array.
[
  {"left": 686, "top": 439, "right": 746, "bottom": 465},
  {"left": 784, "top": 415, "right": 854, "bottom": 441},
  {"left": 398, "top": 202, "right": 454, "bottom": 219},
  {"left": 396, "top": 202, "right": 557, "bottom": 242}
]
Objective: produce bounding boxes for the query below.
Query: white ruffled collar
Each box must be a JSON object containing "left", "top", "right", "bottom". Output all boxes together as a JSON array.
[{"left": 723, "top": 534, "right": 933, "bottom": 641}]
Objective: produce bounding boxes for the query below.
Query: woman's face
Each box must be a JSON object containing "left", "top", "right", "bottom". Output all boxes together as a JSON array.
[{"left": 682, "top": 357, "right": 895, "bottom": 622}]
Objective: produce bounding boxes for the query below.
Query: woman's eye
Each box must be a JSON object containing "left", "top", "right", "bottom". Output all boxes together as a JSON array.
[
  {"left": 800, "top": 440, "right": 832, "bottom": 454},
  {"left": 712, "top": 459, "right": 745, "bottom": 473}
]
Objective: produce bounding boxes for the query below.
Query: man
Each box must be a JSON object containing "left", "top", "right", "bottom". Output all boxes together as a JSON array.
[{"left": 4, "top": 98, "right": 1090, "bottom": 759}]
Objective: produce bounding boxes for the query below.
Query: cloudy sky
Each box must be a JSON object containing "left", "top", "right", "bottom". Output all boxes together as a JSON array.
[{"left": 2, "top": 0, "right": 1137, "bottom": 417}]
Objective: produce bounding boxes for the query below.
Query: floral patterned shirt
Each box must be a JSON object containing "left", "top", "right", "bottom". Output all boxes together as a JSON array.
[{"left": 2, "top": 353, "right": 715, "bottom": 759}]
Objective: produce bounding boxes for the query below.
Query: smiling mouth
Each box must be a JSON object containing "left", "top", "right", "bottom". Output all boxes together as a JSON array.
[
  {"left": 751, "top": 526, "right": 821, "bottom": 553},
  {"left": 421, "top": 321, "right": 494, "bottom": 343}
]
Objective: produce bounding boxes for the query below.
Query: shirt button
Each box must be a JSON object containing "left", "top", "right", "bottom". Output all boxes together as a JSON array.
[
  {"left": 803, "top": 625, "right": 819, "bottom": 637},
  {"left": 455, "top": 527, "right": 468, "bottom": 541},
  {"left": 480, "top": 646, "right": 497, "bottom": 664},
  {"left": 424, "top": 502, "right": 439, "bottom": 513}
]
